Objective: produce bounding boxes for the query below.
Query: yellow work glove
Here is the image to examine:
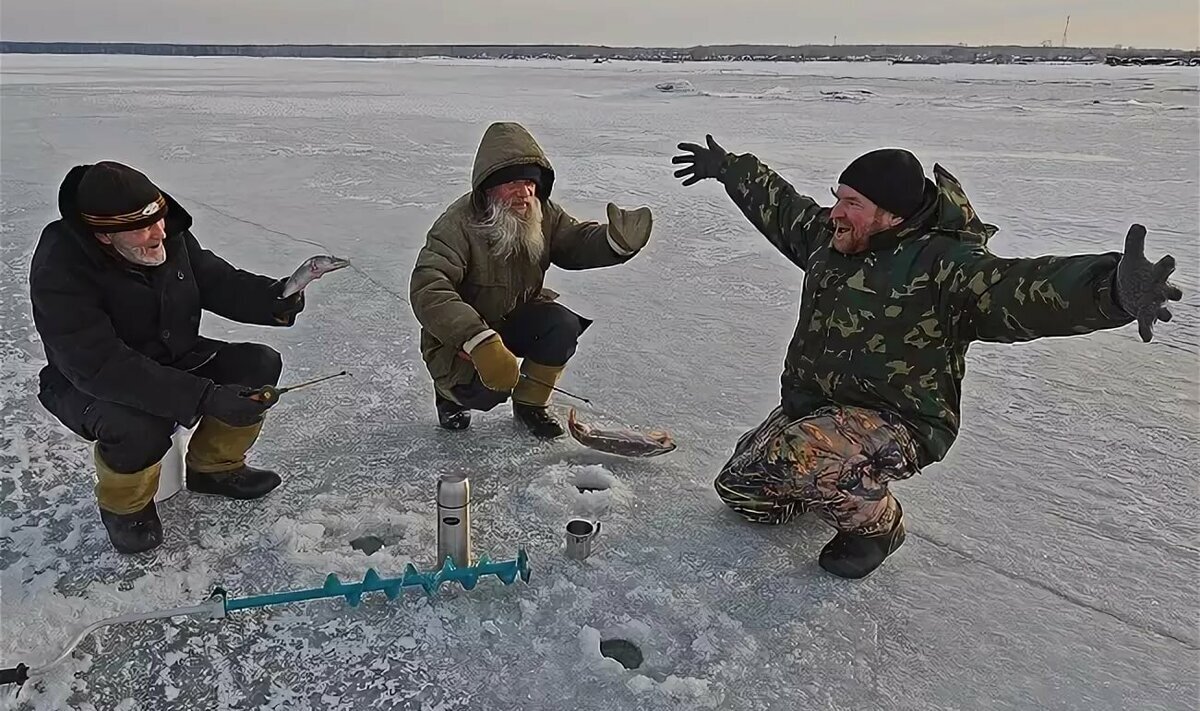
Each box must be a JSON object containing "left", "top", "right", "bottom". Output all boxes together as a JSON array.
[{"left": 470, "top": 334, "right": 520, "bottom": 391}]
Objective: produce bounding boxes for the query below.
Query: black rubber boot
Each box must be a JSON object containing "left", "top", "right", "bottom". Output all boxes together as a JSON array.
[
  {"left": 513, "top": 402, "right": 565, "bottom": 439},
  {"left": 100, "top": 500, "right": 163, "bottom": 555},
  {"left": 186, "top": 464, "right": 281, "bottom": 499},
  {"left": 436, "top": 395, "right": 471, "bottom": 430},
  {"left": 818, "top": 502, "right": 906, "bottom": 579}
]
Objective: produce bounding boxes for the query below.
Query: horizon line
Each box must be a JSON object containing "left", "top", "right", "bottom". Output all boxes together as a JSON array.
[{"left": 2, "top": 40, "right": 1198, "bottom": 52}]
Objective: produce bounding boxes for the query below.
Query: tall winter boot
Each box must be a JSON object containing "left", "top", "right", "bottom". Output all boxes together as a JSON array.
[
  {"left": 185, "top": 416, "right": 280, "bottom": 499},
  {"left": 436, "top": 392, "right": 471, "bottom": 430},
  {"left": 818, "top": 500, "right": 907, "bottom": 579},
  {"left": 511, "top": 361, "right": 566, "bottom": 439},
  {"left": 94, "top": 445, "right": 164, "bottom": 554}
]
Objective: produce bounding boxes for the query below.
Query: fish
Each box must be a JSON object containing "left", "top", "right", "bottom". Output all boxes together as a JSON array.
[
  {"left": 566, "top": 408, "right": 677, "bottom": 458},
  {"left": 281, "top": 255, "right": 352, "bottom": 298}
]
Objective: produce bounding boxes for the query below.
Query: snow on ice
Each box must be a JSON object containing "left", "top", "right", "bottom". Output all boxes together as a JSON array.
[{"left": 1, "top": 55, "right": 1197, "bottom": 710}]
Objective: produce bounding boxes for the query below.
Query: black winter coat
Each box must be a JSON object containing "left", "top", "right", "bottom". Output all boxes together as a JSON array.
[{"left": 29, "top": 164, "right": 301, "bottom": 427}]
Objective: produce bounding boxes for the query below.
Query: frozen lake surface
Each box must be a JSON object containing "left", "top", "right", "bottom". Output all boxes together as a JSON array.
[{"left": 1, "top": 55, "right": 1198, "bottom": 710}]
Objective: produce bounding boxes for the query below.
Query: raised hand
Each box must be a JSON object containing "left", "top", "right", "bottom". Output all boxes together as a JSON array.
[
  {"left": 1115, "top": 224, "right": 1184, "bottom": 342},
  {"left": 606, "top": 202, "right": 653, "bottom": 252},
  {"left": 672, "top": 134, "right": 729, "bottom": 186}
]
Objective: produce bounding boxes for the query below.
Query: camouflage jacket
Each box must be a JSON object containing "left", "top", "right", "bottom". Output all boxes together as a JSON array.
[{"left": 718, "top": 153, "right": 1134, "bottom": 467}]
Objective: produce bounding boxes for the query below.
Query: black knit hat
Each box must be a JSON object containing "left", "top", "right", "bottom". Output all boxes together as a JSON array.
[
  {"left": 479, "top": 163, "right": 545, "bottom": 194},
  {"left": 837, "top": 149, "right": 925, "bottom": 219},
  {"left": 77, "top": 161, "right": 168, "bottom": 233}
]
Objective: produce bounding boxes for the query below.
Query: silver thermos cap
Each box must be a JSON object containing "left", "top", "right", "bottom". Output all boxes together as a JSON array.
[{"left": 436, "top": 473, "right": 471, "bottom": 568}]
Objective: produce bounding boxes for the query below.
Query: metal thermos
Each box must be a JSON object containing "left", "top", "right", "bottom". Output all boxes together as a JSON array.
[{"left": 436, "top": 473, "right": 471, "bottom": 567}]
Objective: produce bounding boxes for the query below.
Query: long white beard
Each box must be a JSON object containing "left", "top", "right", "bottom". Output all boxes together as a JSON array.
[{"left": 471, "top": 197, "right": 545, "bottom": 263}]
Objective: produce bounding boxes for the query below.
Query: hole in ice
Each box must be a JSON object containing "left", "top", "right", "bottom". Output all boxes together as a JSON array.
[
  {"left": 572, "top": 467, "right": 613, "bottom": 493},
  {"left": 599, "top": 638, "right": 643, "bottom": 670},
  {"left": 349, "top": 535, "right": 385, "bottom": 555}
]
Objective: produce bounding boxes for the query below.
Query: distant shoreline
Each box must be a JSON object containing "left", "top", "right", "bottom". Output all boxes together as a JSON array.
[{"left": 3, "top": 41, "right": 1198, "bottom": 66}]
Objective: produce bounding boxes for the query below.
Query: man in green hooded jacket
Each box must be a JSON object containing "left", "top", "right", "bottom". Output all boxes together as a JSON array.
[
  {"left": 673, "top": 135, "right": 1183, "bottom": 579},
  {"left": 410, "top": 122, "right": 653, "bottom": 438}
]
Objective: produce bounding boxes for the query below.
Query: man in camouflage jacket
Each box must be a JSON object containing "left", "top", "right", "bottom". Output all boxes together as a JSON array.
[{"left": 673, "top": 136, "right": 1183, "bottom": 579}]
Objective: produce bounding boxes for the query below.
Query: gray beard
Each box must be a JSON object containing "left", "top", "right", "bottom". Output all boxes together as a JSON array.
[
  {"left": 471, "top": 197, "right": 545, "bottom": 263},
  {"left": 112, "top": 240, "right": 167, "bottom": 266}
]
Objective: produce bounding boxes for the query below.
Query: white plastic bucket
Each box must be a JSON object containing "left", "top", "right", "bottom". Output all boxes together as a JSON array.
[{"left": 155, "top": 424, "right": 194, "bottom": 502}]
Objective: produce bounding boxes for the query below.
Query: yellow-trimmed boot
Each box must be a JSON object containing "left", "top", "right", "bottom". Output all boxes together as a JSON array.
[
  {"left": 511, "top": 361, "right": 566, "bottom": 439},
  {"left": 95, "top": 446, "right": 164, "bottom": 554},
  {"left": 185, "top": 416, "right": 280, "bottom": 499}
]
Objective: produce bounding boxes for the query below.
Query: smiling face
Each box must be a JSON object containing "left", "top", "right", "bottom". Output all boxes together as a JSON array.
[
  {"left": 828, "top": 185, "right": 903, "bottom": 254},
  {"left": 95, "top": 218, "right": 167, "bottom": 266}
]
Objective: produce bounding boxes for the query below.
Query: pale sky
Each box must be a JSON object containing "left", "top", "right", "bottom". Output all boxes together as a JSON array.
[{"left": 2, "top": 0, "right": 1197, "bottom": 50}]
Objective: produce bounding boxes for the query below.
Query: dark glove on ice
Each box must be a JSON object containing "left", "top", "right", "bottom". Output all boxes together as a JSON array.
[
  {"left": 199, "top": 383, "right": 273, "bottom": 427},
  {"left": 1114, "top": 224, "right": 1183, "bottom": 342},
  {"left": 673, "top": 134, "right": 730, "bottom": 186},
  {"left": 270, "top": 278, "right": 306, "bottom": 326}
]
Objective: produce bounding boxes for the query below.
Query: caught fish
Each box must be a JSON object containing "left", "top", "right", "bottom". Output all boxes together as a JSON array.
[
  {"left": 566, "top": 408, "right": 676, "bottom": 458},
  {"left": 281, "top": 255, "right": 351, "bottom": 298}
]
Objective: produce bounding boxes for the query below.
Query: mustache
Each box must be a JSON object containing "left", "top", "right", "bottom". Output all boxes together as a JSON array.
[{"left": 476, "top": 196, "right": 537, "bottom": 226}]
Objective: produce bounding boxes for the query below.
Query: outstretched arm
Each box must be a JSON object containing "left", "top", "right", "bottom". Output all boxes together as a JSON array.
[
  {"left": 673, "top": 135, "right": 828, "bottom": 270},
  {"left": 946, "top": 225, "right": 1180, "bottom": 343},
  {"left": 186, "top": 232, "right": 304, "bottom": 326},
  {"left": 546, "top": 200, "right": 651, "bottom": 270}
]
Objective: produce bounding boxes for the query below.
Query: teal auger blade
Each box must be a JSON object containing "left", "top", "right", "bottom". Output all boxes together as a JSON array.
[{"left": 223, "top": 547, "right": 531, "bottom": 613}]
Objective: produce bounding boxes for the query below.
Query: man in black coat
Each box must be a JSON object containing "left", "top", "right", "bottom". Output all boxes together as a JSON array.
[{"left": 29, "top": 161, "right": 307, "bottom": 554}]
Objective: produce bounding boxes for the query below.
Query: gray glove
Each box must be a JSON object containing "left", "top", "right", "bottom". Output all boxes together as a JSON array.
[
  {"left": 1115, "top": 224, "right": 1183, "bottom": 342},
  {"left": 606, "top": 203, "right": 653, "bottom": 253}
]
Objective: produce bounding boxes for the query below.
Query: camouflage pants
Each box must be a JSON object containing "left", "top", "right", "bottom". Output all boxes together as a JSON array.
[{"left": 714, "top": 405, "right": 921, "bottom": 536}]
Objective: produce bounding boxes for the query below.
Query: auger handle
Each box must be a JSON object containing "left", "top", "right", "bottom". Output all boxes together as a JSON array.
[{"left": 0, "top": 664, "right": 29, "bottom": 686}]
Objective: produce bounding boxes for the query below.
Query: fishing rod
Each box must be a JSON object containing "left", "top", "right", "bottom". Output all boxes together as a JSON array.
[
  {"left": 242, "top": 370, "right": 350, "bottom": 404},
  {"left": 519, "top": 373, "right": 591, "bottom": 405},
  {"left": 280, "top": 370, "right": 350, "bottom": 393},
  {"left": 516, "top": 373, "right": 641, "bottom": 429}
]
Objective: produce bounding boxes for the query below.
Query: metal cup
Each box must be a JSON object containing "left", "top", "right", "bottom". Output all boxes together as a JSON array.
[{"left": 564, "top": 518, "right": 602, "bottom": 560}]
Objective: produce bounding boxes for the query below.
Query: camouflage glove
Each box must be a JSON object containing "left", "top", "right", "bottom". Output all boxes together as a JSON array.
[
  {"left": 1114, "top": 224, "right": 1183, "bottom": 342},
  {"left": 606, "top": 203, "right": 653, "bottom": 253},
  {"left": 672, "top": 134, "right": 730, "bottom": 186},
  {"left": 470, "top": 334, "right": 520, "bottom": 391}
]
